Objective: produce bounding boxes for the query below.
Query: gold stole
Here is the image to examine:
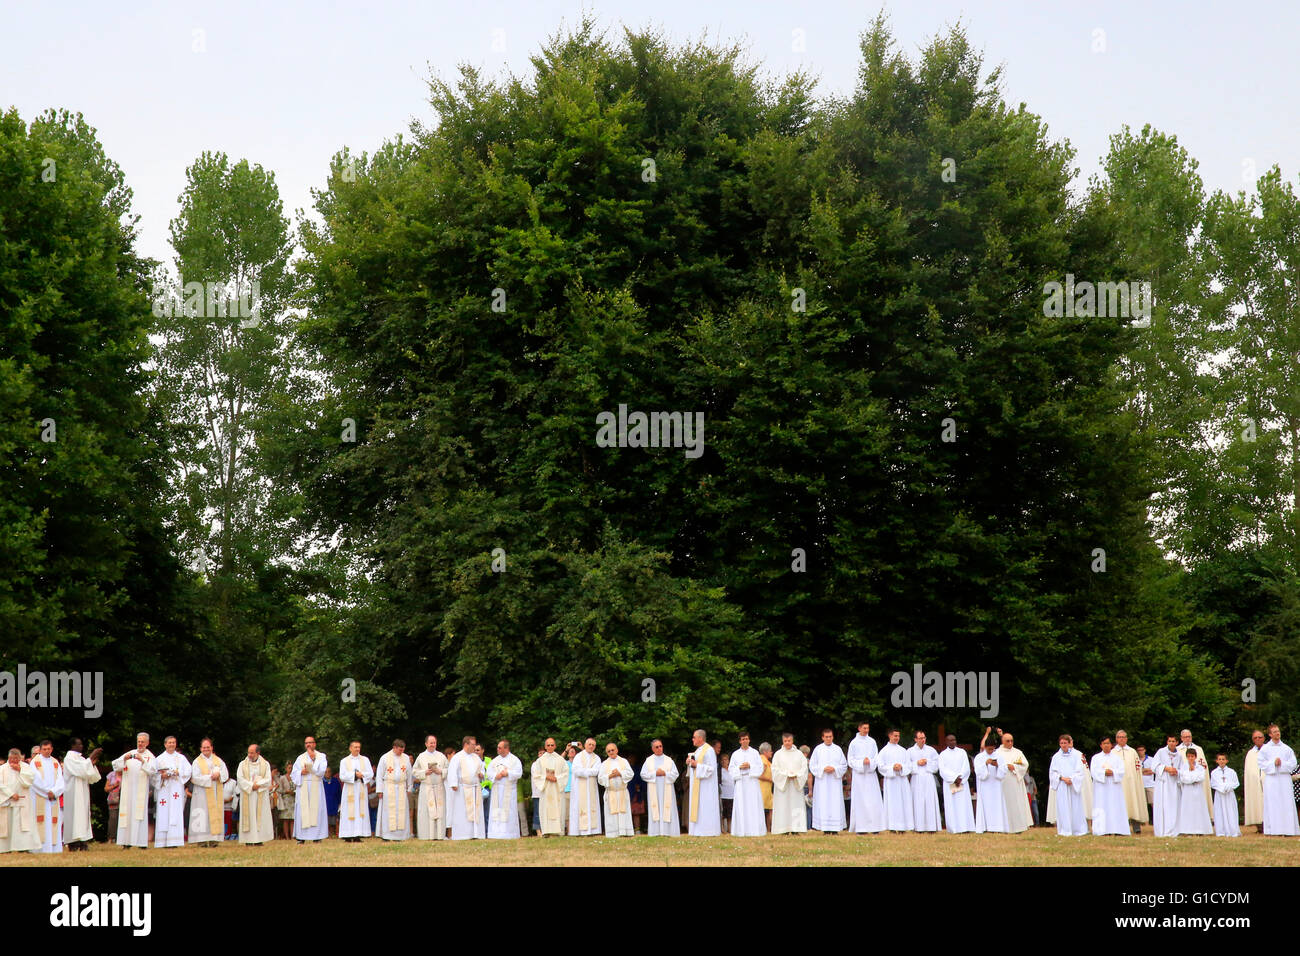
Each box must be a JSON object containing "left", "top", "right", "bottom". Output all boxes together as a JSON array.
[
  {"left": 299, "top": 754, "right": 318, "bottom": 823},
  {"left": 647, "top": 757, "right": 674, "bottom": 822},
  {"left": 33, "top": 758, "right": 58, "bottom": 829},
  {"left": 240, "top": 759, "right": 264, "bottom": 833},
  {"left": 419, "top": 755, "right": 444, "bottom": 818},
  {"left": 0, "top": 767, "right": 32, "bottom": 838},
  {"left": 196, "top": 757, "right": 223, "bottom": 836},
  {"left": 603, "top": 759, "right": 629, "bottom": 814},
  {"left": 345, "top": 757, "right": 363, "bottom": 822},
  {"left": 576, "top": 754, "right": 597, "bottom": 830},
  {"left": 538, "top": 754, "right": 562, "bottom": 825},
  {"left": 460, "top": 754, "right": 479, "bottom": 823},
  {"left": 125, "top": 751, "right": 152, "bottom": 824},
  {"left": 689, "top": 746, "right": 708, "bottom": 823},
  {"left": 386, "top": 754, "right": 408, "bottom": 830}
]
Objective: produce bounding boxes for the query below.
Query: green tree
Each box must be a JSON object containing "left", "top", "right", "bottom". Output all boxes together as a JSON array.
[{"left": 0, "top": 108, "right": 200, "bottom": 746}]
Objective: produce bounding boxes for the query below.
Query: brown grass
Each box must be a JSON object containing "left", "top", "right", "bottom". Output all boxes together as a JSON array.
[{"left": 1, "top": 825, "right": 1288, "bottom": 866}]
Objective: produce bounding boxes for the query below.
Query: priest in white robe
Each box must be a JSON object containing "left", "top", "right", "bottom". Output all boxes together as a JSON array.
[
  {"left": 938, "top": 734, "right": 974, "bottom": 833},
  {"left": 1175, "top": 748, "right": 1213, "bottom": 835},
  {"left": 1048, "top": 736, "right": 1086, "bottom": 836},
  {"left": 685, "top": 729, "right": 721, "bottom": 836},
  {"left": 188, "top": 737, "right": 229, "bottom": 844},
  {"left": 1150, "top": 736, "right": 1182, "bottom": 838},
  {"left": 1176, "top": 730, "right": 1213, "bottom": 816},
  {"left": 1210, "top": 753, "right": 1240, "bottom": 837},
  {"left": 1242, "top": 729, "right": 1265, "bottom": 830},
  {"left": 532, "top": 737, "right": 569, "bottom": 837},
  {"left": 375, "top": 739, "right": 413, "bottom": 840},
  {"left": 846, "top": 722, "right": 884, "bottom": 833},
  {"left": 595, "top": 741, "right": 634, "bottom": 836},
  {"left": 568, "top": 737, "right": 603, "bottom": 836},
  {"left": 809, "top": 729, "right": 847, "bottom": 832},
  {"left": 907, "top": 731, "right": 941, "bottom": 832},
  {"left": 1112, "top": 731, "right": 1148, "bottom": 833},
  {"left": 486, "top": 739, "right": 524, "bottom": 839},
  {"left": 973, "top": 742, "right": 1007, "bottom": 833},
  {"left": 150, "top": 736, "right": 191, "bottom": 848},
  {"left": 29, "top": 740, "right": 65, "bottom": 853},
  {"left": 291, "top": 735, "right": 329, "bottom": 842},
  {"left": 61, "top": 739, "right": 102, "bottom": 850},
  {"left": 639, "top": 740, "right": 679, "bottom": 837},
  {"left": 339, "top": 740, "right": 374, "bottom": 841},
  {"left": 770, "top": 733, "right": 808, "bottom": 834},
  {"left": 1259, "top": 724, "right": 1299, "bottom": 836},
  {"left": 877, "top": 729, "right": 913, "bottom": 832},
  {"left": 994, "top": 732, "right": 1031, "bottom": 833},
  {"left": 448, "top": 736, "right": 486, "bottom": 840},
  {"left": 236, "top": 744, "right": 274, "bottom": 844},
  {"left": 1090, "top": 737, "right": 1129, "bottom": 836},
  {"left": 0, "top": 749, "right": 38, "bottom": 853},
  {"left": 413, "top": 734, "right": 448, "bottom": 840},
  {"left": 727, "top": 732, "right": 766, "bottom": 836}
]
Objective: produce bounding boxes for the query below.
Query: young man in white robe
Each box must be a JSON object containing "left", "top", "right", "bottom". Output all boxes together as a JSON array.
[
  {"left": 973, "top": 741, "right": 1006, "bottom": 833},
  {"left": 1048, "top": 736, "right": 1086, "bottom": 836},
  {"left": 150, "top": 735, "right": 191, "bottom": 848},
  {"left": 877, "top": 729, "right": 913, "bottom": 832},
  {"left": 770, "top": 733, "right": 808, "bottom": 835},
  {"left": 413, "top": 734, "right": 448, "bottom": 840},
  {"left": 1089, "top": 736, "right": 1129, "bottom": 836},
  {"left": 907, "top": 731, "right": 941, "bottom": 832},
  {"left": 236, "top": 744, "right": 274, "bottom": 844},
  {"left": 727, "top": 732, "right": 766, "bottom": 837},
  {"left": 1259, "top": 723, "right": 1299, "bottom": 836},
  {"left": 28, "top": 740, "right": 65, "bottom": 853},
  {"left": 486, "top": 739, "right": 524, "bottom": 839},
  {"left": 1210, "top": 752, "right": 1240, "bottom": 837},
  {"left": 61, "top": 739, "right": 102, "bottom": 851},
  {"left": 685, "top": 728, "right": 721, "bottom": 836},
  {"left": 1176, "top": 729, "right": 1213, "bottom": 817},
  {"left": 937, "top": 734, "right": 974, "bottom": 833},
  {"left": 1150, "top": 735, "right": 1181, "bottom": 838},
  {"left": 338, "top": 739, "right": 374, "bottom": 841},
  {"left": 846, "top": 721, "right": 884, "bottom": 833},
  {"left": 568, "top": 737, "right": 603, "bottom": 836},
  {"left": 809, "top": 728, "right": 847, "bottom": 833},
  {"left": 595, "top": 741, "right": 634, "bottom": 836},
  {"left": 1175, "top": 748, "right": 1213, "bottom": 835},
  {"left": 0, "top": 749, "right": 38, "bottom": 853},
  {"left": 1137, "top": 745, "right": 1155, "bottom": 817},
  {"left": 291, "top": 735, "right": 329, "bottom": 842},
  {"left": 375, "top": 738, "right": 413, "bottom": 840},
  {"left": 188, "top": 737, "right": 229, "bottom": 845},
  {"left": 532, "top": 737, "right": 569, "bottom": 837},
  {"left": 1242, "top": 729, "right": 1265, "bottom": 832},
  {"left": 447, "top": 735, "right": 486, "bottom": 840},
  {"left": 991, "top": 730, "right": 1031, "bottom": 833}
]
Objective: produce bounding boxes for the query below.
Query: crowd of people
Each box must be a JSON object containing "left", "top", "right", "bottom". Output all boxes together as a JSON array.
[{"left": 1, "top": 721, "right": 1297, "bottom": 853}]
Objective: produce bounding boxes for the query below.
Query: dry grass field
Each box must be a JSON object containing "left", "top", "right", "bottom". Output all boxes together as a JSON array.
[{"left": 1, "top": 826, "right": 1290, "bottom": 866}]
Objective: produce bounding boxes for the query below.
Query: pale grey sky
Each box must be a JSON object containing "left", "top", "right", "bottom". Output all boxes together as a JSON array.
[{"left": 4, "top": 1, "right": 1295, "bottom": 265}]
